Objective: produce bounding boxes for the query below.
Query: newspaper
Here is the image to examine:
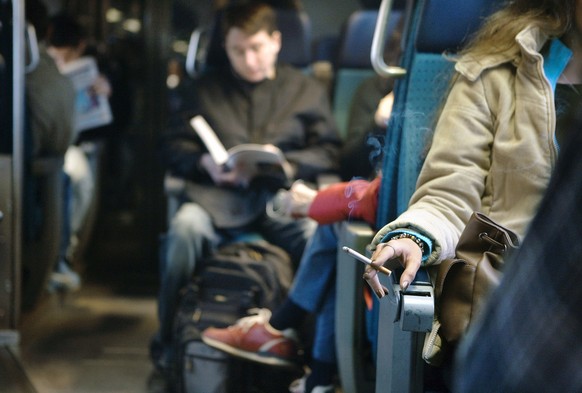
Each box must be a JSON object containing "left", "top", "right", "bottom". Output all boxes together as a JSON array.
[{"left": 58, "top": 56, "right": 113, "bottom": 133}]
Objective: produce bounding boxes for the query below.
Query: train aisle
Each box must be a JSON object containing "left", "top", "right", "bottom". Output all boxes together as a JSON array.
[
  {"left": 15, "top": 202, "right": 165, "bottom": 393},
  {"left": 17, "top": 281, "right": 167, "bottom": 393}
]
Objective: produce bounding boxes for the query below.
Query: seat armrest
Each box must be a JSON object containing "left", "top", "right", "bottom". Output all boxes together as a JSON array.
[
  {"left": 336, "top": 221, "right": 375, "bottom": 393},
  {"left": 388, "top": 268, "right": 434, "bottom": 332},
  {"left": 374, "top": 268, "right": 432, "bottom": 393}
]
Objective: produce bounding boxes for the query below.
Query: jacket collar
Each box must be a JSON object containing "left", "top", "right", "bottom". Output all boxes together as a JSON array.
[
  {"left": 454, "top": 25, "right": 571, "bottom": 83},
  {"left": 542, "top": 38, "right": 572, "bottom": 91}
]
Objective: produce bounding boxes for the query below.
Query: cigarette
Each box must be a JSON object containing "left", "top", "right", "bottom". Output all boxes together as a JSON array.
[{"left": 342, "top": 246, "right": 391, "bottom": 276}]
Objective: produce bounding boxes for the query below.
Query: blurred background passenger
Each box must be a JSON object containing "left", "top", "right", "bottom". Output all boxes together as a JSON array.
[
  {"left": 201, "top": 19, "right": 404, "bottom": 391},
  {"left": 25, "top": 0, "right": 75, "bottom": 159},
  {"left": 23, "top": 0, "right": 77, "bottom": 297},
  {"left": 45, "top": 12, "right": 114, "bottom": 292},
  {"left": 153, "top": 1, "right": 341, "bottom": 376}
]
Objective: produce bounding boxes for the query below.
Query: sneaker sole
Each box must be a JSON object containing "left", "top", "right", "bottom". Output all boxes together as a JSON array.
[{"left": 201, "top": 335, "right": 297, "bottom": 368}]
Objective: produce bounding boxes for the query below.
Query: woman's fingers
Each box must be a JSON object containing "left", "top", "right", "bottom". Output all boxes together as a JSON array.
[
  {"left": 363, "top": 267, "right": 387, "bottom": 298},
  {"left": 366, "top": 238, "right": 423, "bottom": 292}
]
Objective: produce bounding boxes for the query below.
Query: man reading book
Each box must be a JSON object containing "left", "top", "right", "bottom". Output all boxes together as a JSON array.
[{"left": 152, "top": 1, "right": 341, "bottom": 374}]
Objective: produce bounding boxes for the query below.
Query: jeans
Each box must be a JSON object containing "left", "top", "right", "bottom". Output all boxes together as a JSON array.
[
  {"left": 289, "top": 223, "right": 340, "bottom": 363},
  {"left": 60, "top": 144, "right": 95, "bottom": 262},
  {"left": 156, "top": 202, "right": 316, "bottom": 345},
  {"left": 59, "top": 170, "right": 72, "bottom": 262}
]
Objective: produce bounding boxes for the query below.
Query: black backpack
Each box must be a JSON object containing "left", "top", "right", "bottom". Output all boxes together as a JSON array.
[{"left": 171, "top": 240, "right": 295, "bottom": 393}]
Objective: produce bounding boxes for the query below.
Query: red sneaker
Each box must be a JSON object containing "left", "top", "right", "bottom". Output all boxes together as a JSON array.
[{"left": 201, "top": 308, "right": 300, "bottom": 367}]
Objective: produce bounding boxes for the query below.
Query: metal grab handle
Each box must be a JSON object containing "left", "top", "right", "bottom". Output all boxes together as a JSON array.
[
  {"left": 371, "top": 0, "right": 407, "bottom": 78},
  {"left": 185, "top": 28, "right": 203, "bottom": 78},
  {"left": 24, "top": 22, "right": 39, "bottom": 74}
]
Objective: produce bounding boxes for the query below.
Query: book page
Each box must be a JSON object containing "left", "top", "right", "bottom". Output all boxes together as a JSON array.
[
  {"left": 228, "top": 144, "right": 293, "bottom": 184},
  {"left": 190, "top": 115, "right": 229, "bottom": 166},
  {"left": 190, "top": 116, "right": 293, "bottom": 187}
]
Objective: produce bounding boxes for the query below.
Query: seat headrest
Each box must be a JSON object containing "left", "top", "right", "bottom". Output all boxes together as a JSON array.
[
  {"left": 338, "top": 9, "right": 404, "bottom": 69},
  {"left": 276, "top": 10, "right": 312, "bottom": 67},
  {"left": 416, "top": 0, "right": 504, "bottom": 53}
]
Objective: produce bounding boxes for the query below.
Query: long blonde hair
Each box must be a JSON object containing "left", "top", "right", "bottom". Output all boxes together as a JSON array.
[{"left": 459, "top": 0, "right": 576, "bottom": 59}]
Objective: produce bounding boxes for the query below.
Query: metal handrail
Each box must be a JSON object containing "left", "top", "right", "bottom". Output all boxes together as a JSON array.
[
  {"left": 11, "top": 0, "right": 25, "bottom": 331},
  {"left": 371, "top": 0, "right": 407, "bottom": 78},
  {"left": 185, "top": 28, "right": 203, "bottom": 78},
  {"left": 24, "top": 23, "right": 39, "bottom": 74}
]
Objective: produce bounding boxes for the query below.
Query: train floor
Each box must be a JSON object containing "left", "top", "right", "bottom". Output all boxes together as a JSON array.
[
  {"left": 10, "top": 207, "right": 333, "bottom": 393},
  {"left": 13, "top": 186, "right": 171, "bottom": 393},
  {"left": 14, "top": 282, "right": 319, "bottom": 393},
  {"left": 16, "top": 280, "right": 168, "bottom": 393}
]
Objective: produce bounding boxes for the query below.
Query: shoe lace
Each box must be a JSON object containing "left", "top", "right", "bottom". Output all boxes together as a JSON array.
[{"left": 232, "top": 308, "right": 272, "bottom": 333}]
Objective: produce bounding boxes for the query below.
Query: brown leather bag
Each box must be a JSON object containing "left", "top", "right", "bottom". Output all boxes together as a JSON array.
[{"left": 423, "top": 212, "right": 519, "bottom": 365}]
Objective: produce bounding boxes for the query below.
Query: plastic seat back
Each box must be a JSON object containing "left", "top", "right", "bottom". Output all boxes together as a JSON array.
[
  {"left": 332, "top": 8, "right": 404, "bottom": 138},
  {"left": 372, "top": 0, "right": 504, "bottom": 391},
  {"left": 377, "top": 0, "right": 503, "bottom": 224},
  {"left": 276, "top": 9, "right": 312, "bottom": 68}
]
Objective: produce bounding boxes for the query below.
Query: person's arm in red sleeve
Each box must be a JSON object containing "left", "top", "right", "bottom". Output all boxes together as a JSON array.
[{"left": 308, "top": 176, "right": 381, "bottom": 226}]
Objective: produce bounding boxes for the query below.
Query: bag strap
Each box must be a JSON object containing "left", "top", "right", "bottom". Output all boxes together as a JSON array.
[{"left": 455, "top": 212, "right": 519, "bottom": 261}]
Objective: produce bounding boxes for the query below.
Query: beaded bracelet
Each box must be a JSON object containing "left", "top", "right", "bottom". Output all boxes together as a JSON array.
[{"left": 389, "top": 233, "right": 425, "bottom": 254}]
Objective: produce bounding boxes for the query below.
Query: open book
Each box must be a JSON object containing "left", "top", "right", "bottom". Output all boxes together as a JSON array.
[
  {"left": 58, "top": 56, "right": 113, "bottom": 133},
  {"left": 190, "top": 115, "right": 294, "bottom": 187}
]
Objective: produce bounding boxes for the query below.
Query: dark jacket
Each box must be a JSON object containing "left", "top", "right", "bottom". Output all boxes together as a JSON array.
[
  {"left": 162, "top": 63, "right": 341, "bottom": 228},
  {"left": 340, "top": 75, "right": 393, "bottom": 181}
]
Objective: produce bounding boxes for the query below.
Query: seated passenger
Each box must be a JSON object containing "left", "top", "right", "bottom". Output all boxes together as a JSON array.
[
  {"left": 152, "top": 1, "right": 341, "bottom": 373},
  {"left": 23, "top": 0, "right": 76, "bottom": 298},
  {"left": 202, "top": 176, "right": 380, "bottom": 393},
  {"left": 45, "top": 12, "right": 113, "bottom": 293},
  {"left": 364, "top": 0, "right": 582, "bottom": 379},
  {"left": 200, "top": 73, "right": 397, "bottom": 393},
  {"left": 341, "top": 75, "right": 395, "bottom": 181},
  {"left": 25, "top": 0, "right": 75, "bottom": 159}
]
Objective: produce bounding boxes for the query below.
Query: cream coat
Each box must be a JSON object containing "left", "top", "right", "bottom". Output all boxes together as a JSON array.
[{"left": 373, "top": 26, "right": 570, "bottom": 265}]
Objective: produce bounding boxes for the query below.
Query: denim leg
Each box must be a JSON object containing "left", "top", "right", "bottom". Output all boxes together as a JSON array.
[
  {"left": 64, "top": 144, "right": 95, "bottom": 238},
  {"left": 59, "top": 169, "right": 72, "bottom": 261},
  {"left": 313, "top": 278, "right": 337, "bottom": 363},
  {"left": 258, "top": 214, "right": 317, "bottom": 268},
  {"left": 157, "top": 203, "right": 220, "bottom": 342},
  {"left": 287, "top": 223, "right": 339, "bottom": 313}
]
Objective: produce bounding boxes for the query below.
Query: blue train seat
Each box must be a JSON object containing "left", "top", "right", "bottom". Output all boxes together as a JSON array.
[
  {"left": 372, "top": 0, "right": 504, "bottom": 391},
  {"left": 332, "top": 8, "right": 404, "bottom": 138},
  {"left": 333, "top": 3, "right": 408, "bottom": 392},
  {"left": 275, "top": 9, "right": 312, "bottom": 69}
]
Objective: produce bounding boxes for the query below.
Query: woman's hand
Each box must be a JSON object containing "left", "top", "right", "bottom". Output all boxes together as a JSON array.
[{"left": 363, "top": 237, "right": 423, "bottom": 298}]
